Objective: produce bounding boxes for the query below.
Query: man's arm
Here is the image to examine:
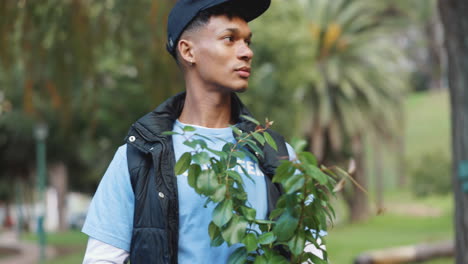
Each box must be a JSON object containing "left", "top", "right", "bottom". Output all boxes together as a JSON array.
[
  {"left": 82, "top": 144, "right": 134, "bottom": 261},
  {"left": 83, "top": 237, "right": 129, "bottom": 264}
]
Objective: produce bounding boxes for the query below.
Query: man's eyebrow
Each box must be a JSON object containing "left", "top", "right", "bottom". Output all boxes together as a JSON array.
[{"left": 223, "top": 28, "right": 253, "bottom": 38}]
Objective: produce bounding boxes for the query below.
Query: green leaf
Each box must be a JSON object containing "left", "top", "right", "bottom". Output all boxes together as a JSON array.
[
  {"left": 226, "top": 170, "right": 244, "bottom": 185},
  {"left": 255, "top": 219, "right": 275, "bottom": 225},
  {"left": 227, "top": 155, "right": 238, "bottom": 169},
  {"left": 213, "top": 199, "right": 233, "bottom": 227},
  {"left": 210, "top": 184, "right": 227, "bottom": 203},
  {"left": 298, "top": 152, "right": 318, "bottom": 166},
  {"left": 227, "top": 247, "right": 247, "bottom": 264},
  {"left": 272, "top": 161, "right": 295, "bottom": 184},
  {"left": 183, "top": 141, "right": 196, "bottom": 149},
  {"left": 252, "top": 132, "right": 265, "bottom": 145},
  {"left": 263, "top": 247, "right": 274, "bottom": 258},
  {"left": 307, "top": 252, "right": 328, "bottom": 264},
  {"left": 193, "top": 139, "right": 208, "bottom": 149},
  {"left": 290, "top": 137, "right": 307, "bottom": 153},
  {"left": 209, "top": 221, "right": 225, "bottom": 247},
  {"left": 175, "top": 152, "right": 192, "bottom": 175},
  {"left": 257, "top": 232, "right": 276, "bottom": 245},
  {"left": 305, "top": 165, "right": 328, "bottom": 185},
  {"left": 240, "top": 115, "right": 260, "bottom": 125},
  {"left": 210, "top": 158, "right": 223, "bottom": 174},
  {"left": 196, "top": 170, "right": 219, "bottom": 195},
  {"left": 187, "top": 164, "right": 201, "bottom": 188},
  {"left": 209, "top": 221, "right": 220, "bottom": 240},
  {"left": 231, "top": 150, "right": 246, "bottom": 159},
  {"left": 193, "top": 152, "right": 210, "bottom": 165},
  {"left": 193, "top": 133, "right": 215, "bottom": 143},
  {"left": 263, "top": 132, "right": 277, "bottom": 151},
  {"left": 268, "top": 208, "right": 284, "bottom": 220},
  {"left": 240, "top": 206, "right": 256, "bottom": 221},
  {"left": 221, "top": 215, "right": 248, "bottom": 245},
  {"left": 182, "top": 126, "right": 196, "bottom": 132},
  {"left": 222, "top": 142, "right": 235, "bottom": 153},
  {"left": 207, "top": 147, "right": 228, "bottom": 159},
  {"left": 283, "top": 173, "right": 305, "bottom": 194},
  {"left": 242, "top": 233, "right": 257, "bottom": 252},
  {"left": 236, "top": 147, "right": 258, "bottom": 164},
  {"left": 210, "top": 234, "right": 225, "bottom": 247},
  {"left": 273, "top": 211, "right": 299, "bottom": 242},
  {"left": 183, "top": 139, "right": 207, "bottom": 149},
  {"left": 161, "top": 131, "right": 179, "bottom": 136},
  {"left": 231, "top": 187, "right": 248, "bottom": 201},
  {"left": 270, "top": 254, "right": 289, "bottom": 264},
  {"left": 253, "top": 255, "right": 268, "bottom": 264},
  {"left": 232, "top": 126, "right": 243, "bottom": 136},
  {"left": 322, "top": 208, "right": 334, "bottom": 226},
  {"left": 245, "top": 140, "right": 264, "bottom": 158},
  {"left": 288, "top": 231, "right": 306, "bottom": 256}
]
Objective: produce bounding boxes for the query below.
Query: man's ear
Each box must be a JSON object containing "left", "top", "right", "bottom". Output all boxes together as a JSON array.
[{"left": 178, "top": 39, "right": 195, "bottom": 65}]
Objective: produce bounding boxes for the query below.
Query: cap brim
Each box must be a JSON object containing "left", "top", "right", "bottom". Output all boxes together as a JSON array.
[{"left": 233, "top": 0, "right": 271, "bottom": 22}]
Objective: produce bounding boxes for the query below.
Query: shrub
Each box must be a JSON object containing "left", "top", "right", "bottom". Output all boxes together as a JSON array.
[{"left": 410, "top": 152, "right": 451, "bottom": 197}]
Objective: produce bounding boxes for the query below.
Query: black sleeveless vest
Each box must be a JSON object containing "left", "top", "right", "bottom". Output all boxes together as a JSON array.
[{"left": 125, "top": 92, "right": 289, "bottom": 264}]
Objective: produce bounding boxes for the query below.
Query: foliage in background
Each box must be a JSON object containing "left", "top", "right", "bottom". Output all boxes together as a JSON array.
[
  {"left": 410, "top": 152, "right": 451, "bottom": 197},
  {"left": 248, "top": 0, "right": 410, "bottom": 222},
  {"left": 170, "top": 118, "right": 337, "bottom": 263},
  {"left": 249, "top": 0, "right": 408, "bottom": 152},
  {"left": 0, "top": 0, "right": 443, "bottom": 226},
  {"left": 0, "top": 0, "right": 182, "bottom": 194}
]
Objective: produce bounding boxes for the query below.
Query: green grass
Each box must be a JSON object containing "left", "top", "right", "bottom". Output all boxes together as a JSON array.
[
  {"left": 327, "top": 192, "right": 453, "bottom": 263},
  {"left": 405, "top": 90, "right": 451, "bottom": 160},
  {"left": 22, "top": 230, "right": 87, "bottom": 246},
  {"left": 22, "top": 230, "right": 87, "bottom": 263}
]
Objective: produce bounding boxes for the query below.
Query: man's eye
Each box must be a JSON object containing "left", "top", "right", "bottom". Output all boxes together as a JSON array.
[{"left": 224, "top": 36, "right": 234, "bottom": 42}]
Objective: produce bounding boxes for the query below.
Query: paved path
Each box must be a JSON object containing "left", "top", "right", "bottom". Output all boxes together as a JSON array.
[{"left": 0, "top": 231, "right": 57, "bottom": 264}]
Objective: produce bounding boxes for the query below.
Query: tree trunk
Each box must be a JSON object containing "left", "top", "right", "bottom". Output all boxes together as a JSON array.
[
  {"left": 310, "top": 113, "right": 325, "bottom": 162},
  {"left": 49, "top": 162, "right": 68, "bottom": 231},
  {"left": 425, "top": 10, "right": 443, "bottom": 90},
  {"left": 347, "top": 133, "right": 369, "bottom": 222},
  {"left": 374, "top": 137, "right": 384, "bottom": 210},
  {"left": 396, "top": 103, "right": 407, "bottom": 187},
  {"left": 438, "top": 1, "right": 468, "bottom": 263}
]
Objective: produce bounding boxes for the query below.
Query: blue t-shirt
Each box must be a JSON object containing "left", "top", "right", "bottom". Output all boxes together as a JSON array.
[{"left": 82, "top": 120, "right": 296, "bottom": 263}]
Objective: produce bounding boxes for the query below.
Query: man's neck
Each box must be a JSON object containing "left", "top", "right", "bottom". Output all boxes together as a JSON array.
[{"left": 178, "top": 87, "right": 233, "bottom": 129}]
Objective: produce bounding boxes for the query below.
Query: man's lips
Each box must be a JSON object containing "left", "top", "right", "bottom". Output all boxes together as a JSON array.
[{"left": 235, "top": 66, "right": 251, "bottom": 78}]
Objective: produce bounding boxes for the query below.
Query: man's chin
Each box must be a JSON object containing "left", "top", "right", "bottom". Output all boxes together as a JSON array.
[
  {"left": 234, "top": 86, "right": 248, "bottom": 93},
  {"left": 220, "top": 84, "right": 248, "bottom": 93},
  {"left": 232, "top": 82, "right": 249, "bottom": 93}
]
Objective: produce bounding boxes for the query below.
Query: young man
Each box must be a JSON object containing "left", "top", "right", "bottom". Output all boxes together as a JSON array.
[{"left": 82, "top": 0, "right": 298, "bottom": 263}]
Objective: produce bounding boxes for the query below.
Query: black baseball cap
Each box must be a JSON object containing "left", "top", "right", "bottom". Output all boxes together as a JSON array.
[{"left": 166, "top": 0, "right": 271, "bottom": 57}]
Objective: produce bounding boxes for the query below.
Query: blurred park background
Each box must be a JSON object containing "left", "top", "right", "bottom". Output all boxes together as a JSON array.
[{"left": 0, "top": 0, "right": 467, "bottom": 263}]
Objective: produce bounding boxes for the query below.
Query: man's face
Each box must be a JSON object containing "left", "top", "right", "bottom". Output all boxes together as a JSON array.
[{"left": 189, "top": 15, "right": 253, "bottom": 93}]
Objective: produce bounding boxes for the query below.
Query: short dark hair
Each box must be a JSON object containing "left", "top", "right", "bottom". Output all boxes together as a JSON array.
[
  {"left": 184, "top": 2, "right": 246, "bottom": 34},
  {"left": 175, "top": 2, "right": 247, "bottom": 64}
]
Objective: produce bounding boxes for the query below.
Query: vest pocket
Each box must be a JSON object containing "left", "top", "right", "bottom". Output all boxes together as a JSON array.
[{"left": 130, "top": 227, "right": 170, "bottom": 263}]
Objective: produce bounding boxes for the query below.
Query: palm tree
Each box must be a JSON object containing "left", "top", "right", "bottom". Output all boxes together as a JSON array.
[
  {"left": 249, "top": 0, "right": 408, "bottom": 222},
  {"left": 300, "top": 0, "right": 408, "bottom": 222}
]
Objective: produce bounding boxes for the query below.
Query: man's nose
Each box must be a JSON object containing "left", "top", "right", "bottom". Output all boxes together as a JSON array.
[{"left": 238, "top": 43, "right": 253, "bottom": 61}]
